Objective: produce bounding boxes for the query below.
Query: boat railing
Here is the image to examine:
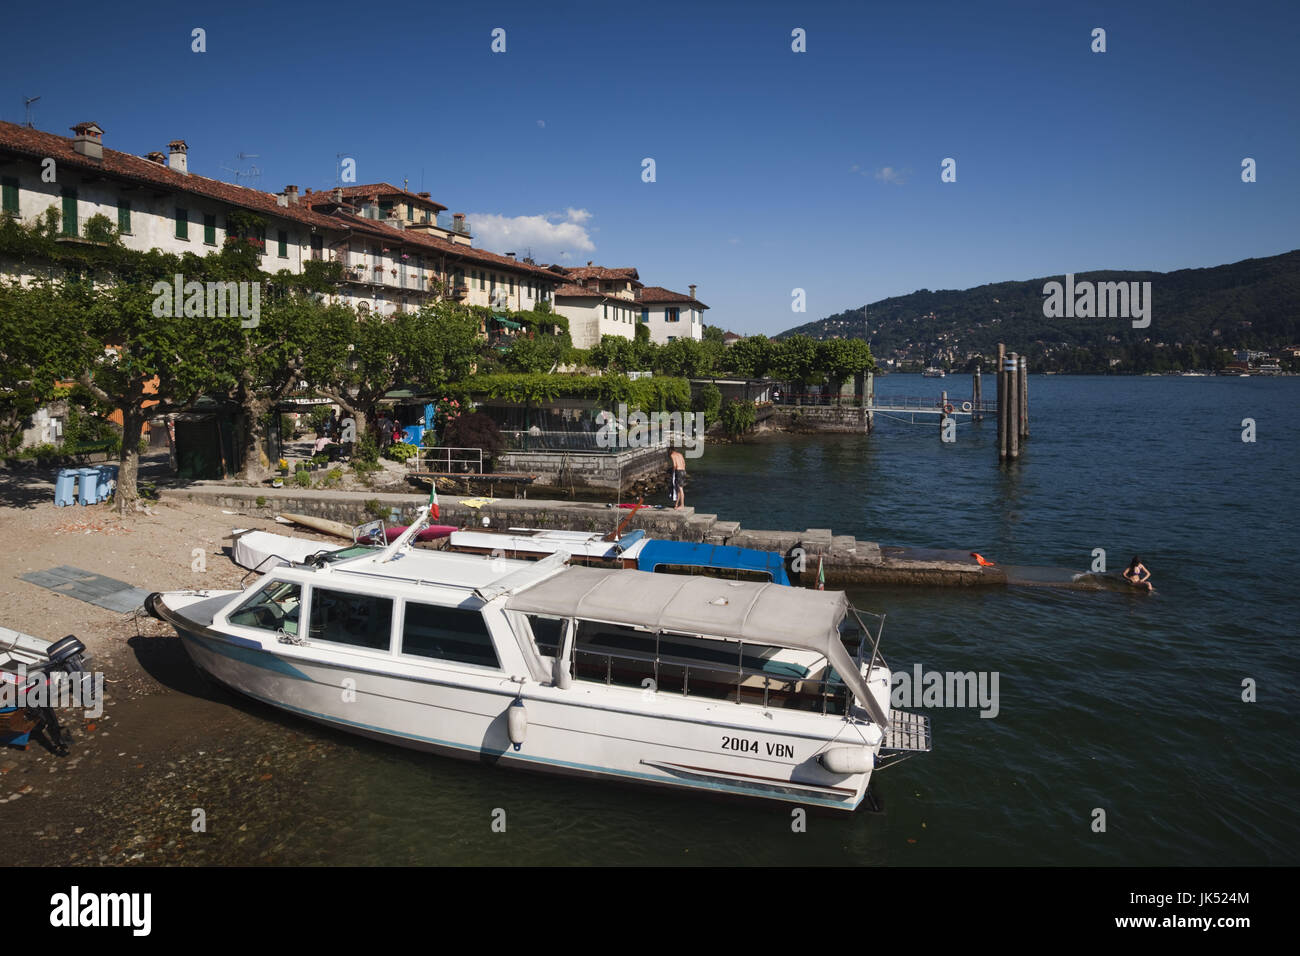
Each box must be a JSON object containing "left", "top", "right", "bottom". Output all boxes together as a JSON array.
[{"left": 570, "top": 644, "right": 851, "bottom": 715}]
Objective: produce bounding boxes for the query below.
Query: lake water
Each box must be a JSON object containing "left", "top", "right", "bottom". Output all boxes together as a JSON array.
[{"left": 243, "top": 375, "right": 1300, "bottom": 865}]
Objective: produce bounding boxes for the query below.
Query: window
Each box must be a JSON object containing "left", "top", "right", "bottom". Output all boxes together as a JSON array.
[
  {"left": 175, "top": 208, "right": 189, "bottom": 240},
  {"left": 527, "top": 615, "right": 566, "bottom": 657},
  {"left": 666, "top": 307, "right": 680, "bottom": 323},
  {"left": 640, "top": 308, "right": 649, "bottom": 324},
  {"left": 61, "top": 189, "right": 78, "bottom": 236},
  {"left": 117, "top": 199, "right": 131, "bottom": 234},
  {"left": 1, "top": 177, "right": 18, "bottom": 215},
  {"left": 229, "top": 581, "right": 303, "bottom": 636},
  {"left": 203, "top": 214, "right": 216, "bottom": 245},
  {"left": 308, "top": 588, "right": 393, "bottom": 650},
  {"left": 311, "top": 235, "right": 323, "bottom": 260},
  {"left": 402, "top": 603, "right": 499, "bottom": 668},
  {"left": 603, "top": 304, "right": 609, "bottom": 320},
  {"left": 278, "top": 230, "right": 288, "bottom": 258}
]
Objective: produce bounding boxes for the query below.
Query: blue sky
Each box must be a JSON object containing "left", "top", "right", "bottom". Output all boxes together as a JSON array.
[{"left": 3, "top": 0, "right": 1296, "bottom": 335}]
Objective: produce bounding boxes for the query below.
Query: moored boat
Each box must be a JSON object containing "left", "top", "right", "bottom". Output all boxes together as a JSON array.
[{"left": 146, "top": 511, "right": 928, "bottom": 809}]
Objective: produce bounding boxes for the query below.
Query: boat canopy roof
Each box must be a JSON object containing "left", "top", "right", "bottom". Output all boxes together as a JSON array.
[
  {"left": 506, "top": 566, "right": 882, "bottom": 722},
  {"left": 507, "top": 566, "right": 843, "bottom": 661},
  {"left": 635, "top": 539, "right": 790, "bottom": 585}
]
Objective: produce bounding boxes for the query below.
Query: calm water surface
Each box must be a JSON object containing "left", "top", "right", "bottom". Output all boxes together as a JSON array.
[{"left": 254, "top": 376, "right": 1300, "bottom": 865}]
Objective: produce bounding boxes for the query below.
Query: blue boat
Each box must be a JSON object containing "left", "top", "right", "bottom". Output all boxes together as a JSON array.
[{"left": 635, "top": 539, "right": 791, "bottom": 586}]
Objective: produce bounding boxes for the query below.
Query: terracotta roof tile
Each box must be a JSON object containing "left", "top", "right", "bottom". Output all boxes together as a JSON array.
[{"left": 638, "top": 285, "right": 708, "bottom": 309}]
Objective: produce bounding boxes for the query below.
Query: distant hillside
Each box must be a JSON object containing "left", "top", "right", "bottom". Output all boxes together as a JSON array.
[{"left": 776, "top": 250, "right": 1300, "bottom": 370}]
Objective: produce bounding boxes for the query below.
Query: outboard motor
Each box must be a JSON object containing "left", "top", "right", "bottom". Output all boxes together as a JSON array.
[{"left": 30, "top": 635, "right": 91, "bottom": 756}]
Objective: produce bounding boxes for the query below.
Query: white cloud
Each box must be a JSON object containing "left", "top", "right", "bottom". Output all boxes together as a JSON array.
[
  {"left": 874, "top": 166, "right": 908, "bottom": 185},
  {"left": 468, "top": 208, "right": 596, "bottom": 261}
]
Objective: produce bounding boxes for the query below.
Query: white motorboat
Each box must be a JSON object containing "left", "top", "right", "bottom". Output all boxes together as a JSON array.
[
  {"left": 922, "top": 367, "right": 945, "bottom": 378},
  {"left": 146, "top": 512, "right": 929, "bottom": 810}
]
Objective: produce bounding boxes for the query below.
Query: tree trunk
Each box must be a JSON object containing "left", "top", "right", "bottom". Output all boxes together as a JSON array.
[
  {"left": 240, "top": 397, "right": 273, "bottom": 483},
  {"left": 116, "top": 407, "right": 144, "bottom": 516}
]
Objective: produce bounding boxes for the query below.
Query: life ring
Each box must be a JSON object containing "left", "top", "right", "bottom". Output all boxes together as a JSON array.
[
  {"left": 961, "top": 401, "right": 972, "bottom": 412},
  {"left": 943, "top": 403, "right": 954, "bottom": 415}
]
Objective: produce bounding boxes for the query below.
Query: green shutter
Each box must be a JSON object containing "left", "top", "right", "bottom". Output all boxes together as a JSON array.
[
  {"left": 62, "top": 189, "right": 78, "bottom": 236},
  {"left": 117, "top": 199, "right": 131, "bottom": 233},
  {"left": 278, "top": 230, "right": 288, "bottom": 257},
  {"left": 176, "top": 208, "right": 188, "bottom": 240},
  {"left": 204, "top": 214, "right": 215, "bottom": 244},
  {"left": 1, "top": 177, "right": 18, "bottom": 215}
]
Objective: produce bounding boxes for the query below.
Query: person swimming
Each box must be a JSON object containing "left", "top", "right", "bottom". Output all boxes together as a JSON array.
[{"left": 1122, "top": 556, "right": 1153, "bottom": 592}]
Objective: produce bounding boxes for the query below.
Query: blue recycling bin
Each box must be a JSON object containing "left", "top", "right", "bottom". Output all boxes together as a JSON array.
[
  {"left": 97, "top": 464, "right": 118, "bottom": 502},
  {"left": 55, "top": 468, "right": 78, "bottom": 506},
  {"left": 77, "top": 467, "right": 99, "bottom": 506}
]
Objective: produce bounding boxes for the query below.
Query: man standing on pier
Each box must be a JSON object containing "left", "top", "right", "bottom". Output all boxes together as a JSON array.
[{"left": 668, "top": 446, "right": 687, "bottom": 509}]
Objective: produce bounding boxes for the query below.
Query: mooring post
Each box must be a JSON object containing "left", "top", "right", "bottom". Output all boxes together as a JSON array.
[
  {"left": 1005, "top": 352, "right": 1020, "bottom": 460},
  {"left": 996, "top": 344, "right": 1007, "bottom": 460},
  {"left": 940, "top": 389, "right": 949, "bottom": 438},
  {"left": 1018, "top": 354, "right": 1029, "bottom": 440},
  {"left": 972, "top": 365, "right": 982, "bottom": 422}
]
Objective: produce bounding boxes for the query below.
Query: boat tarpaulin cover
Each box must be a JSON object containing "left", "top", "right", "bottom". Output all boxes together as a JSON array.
[
  {"left": 506, "top": 566, "right": 883, "bottom": 725},
  {"left": 233, "top": 531, "right": 343, "bottom": 573},
  {"left": 635, "top": 539, "right": 791, "bottom": 585}
]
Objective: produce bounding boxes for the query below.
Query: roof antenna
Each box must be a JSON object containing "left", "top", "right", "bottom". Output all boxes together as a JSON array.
[{"left": 23, "top": 95, "right": 40, "bottom": 128}]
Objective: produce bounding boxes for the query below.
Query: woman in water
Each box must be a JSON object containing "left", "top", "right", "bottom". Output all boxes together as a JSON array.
[{"left": 1123, "top": 556, "right": 1153, "bottom": 592}]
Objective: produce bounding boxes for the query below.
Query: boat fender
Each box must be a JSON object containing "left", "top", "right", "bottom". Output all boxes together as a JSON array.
[
  {"left": 507, "top": 699, "right": 527, "bottom": 750},
  {"left": 144, "top": 592, "right": 165, "bottom": 621},
  {"left": 819, "top": 745, "right": 873, "bottom": 776}
]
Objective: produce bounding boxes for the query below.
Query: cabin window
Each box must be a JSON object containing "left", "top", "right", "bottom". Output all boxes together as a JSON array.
[
  {"left": 526, "top": 615, "right": 566, "bottom": 657},
  {"left": 228, "top": 581, "right": 303, "bottom": 636},
  {"left": 308, "top": 588, "right": 393, "bottom": 651},
  {"left": 402, "top": 603, "right": 499, "bottom": 668},
  {"left": 570, "top": 621, "right": 841, "bottom": 711}
]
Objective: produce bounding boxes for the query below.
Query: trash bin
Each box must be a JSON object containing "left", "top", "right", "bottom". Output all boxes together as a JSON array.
[
  {"left": 77, "top": 467, "right": 99, "bottom": 506},
  {"left": 97, "top": 464, "right": 118, "bottom": 502},
  {"left": 55, "top": 468, "right": 78, "bottom": 507}
]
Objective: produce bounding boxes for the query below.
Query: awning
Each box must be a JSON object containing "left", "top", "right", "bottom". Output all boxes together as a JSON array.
[
  {"left": 504, "top": 566, "right": 882, "bottom": 722},
  {"left": 493, "top": 315, "right": 523, "bottom": 330}
]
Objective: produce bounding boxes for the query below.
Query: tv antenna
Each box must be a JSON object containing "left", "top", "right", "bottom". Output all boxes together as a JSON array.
[
  {"left": 220, "top": 152, "right": 261, "bottom": 187},
  {"left": 23, "top": 96, "right": 40, "bottom": 128}
]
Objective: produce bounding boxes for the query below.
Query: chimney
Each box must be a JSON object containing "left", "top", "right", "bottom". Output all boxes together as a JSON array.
[
  {"left": 332, "top": 187, "right": 343, "bottom": 204},
  {"left": 168, "top": 140, "right": 188, "bottom": 174},
  {"left": 285, "top": 185, "right": 299, "bottom": 206},
  {"left": 452, "top": 212, "right": 465, "bottom": 234},
  {"left": 689, "top": 284, "right": 697, "bottom": 299},
  {"left": 70, "top": 123, "right": 104, "bottom": 161},
  {"left": 506, "top": 252, "right": 516, "bottom": 260},
  {"left": 417, "top": 191, "right": 430, "bottom": 199},
  {"left": 587, "top": 261, "right": 593, "bottom": 266},
  {"left": 146, "top": 151, "right": 166, "bottom": 165}
]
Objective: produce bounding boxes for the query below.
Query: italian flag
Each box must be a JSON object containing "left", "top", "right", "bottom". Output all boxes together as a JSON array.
[
  {"left": 428, "top": 479, "right": 439, "bottom": 520},
  {"left": 816, "top": 556, "right": 825, "bottom": 590}
]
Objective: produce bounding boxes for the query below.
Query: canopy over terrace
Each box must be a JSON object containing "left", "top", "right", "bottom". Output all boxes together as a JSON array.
[{"left": 506, "top": 566, "right": 886, "bottom": 724}]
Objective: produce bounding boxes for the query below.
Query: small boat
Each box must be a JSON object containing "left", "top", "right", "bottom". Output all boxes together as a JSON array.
[
  {"left": 922, "top": 367, "right": 945, "bottom": 378},
  {"left": 447, "top": 528, "right": 791, "bottom": 585},
  {"left": 146, "top": 511, "right": 928, "bottom": 809},
  {"left": 1, "top": 628, "right": 92, "bottom": 754}
]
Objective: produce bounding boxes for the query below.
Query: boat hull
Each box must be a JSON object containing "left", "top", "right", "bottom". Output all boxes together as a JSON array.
[{"left": 164, "top": 607, "right": 876, "bottom": 811}]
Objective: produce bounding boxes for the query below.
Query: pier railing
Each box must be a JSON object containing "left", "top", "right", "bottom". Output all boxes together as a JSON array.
[
  {"left": 411, "top": 446, "right": 483, "bottom": 473},
  {"left": 502, "top": 428, "right": 689, "bottom": 453}
]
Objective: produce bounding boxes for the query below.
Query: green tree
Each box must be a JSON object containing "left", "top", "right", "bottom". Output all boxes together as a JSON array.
[{"left": 724, "top": 334, "right": 775, "bottom": 378}]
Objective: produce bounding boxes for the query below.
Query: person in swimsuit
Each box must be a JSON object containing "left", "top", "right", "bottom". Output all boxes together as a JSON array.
[
  {"left": 668, "top": 447, "right": 687, "bottom": 509},
  {"left": 1122, "top": 556, "right": 1152, "bottom": 592}
]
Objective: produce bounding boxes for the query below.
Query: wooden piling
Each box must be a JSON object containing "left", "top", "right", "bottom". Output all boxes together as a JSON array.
[
  {"left": 1003, "top": 351, "right": 1013, "bottom": 460},
  {"left": 996, "top": 345, "right": 1007, "bottom": 460},
  {"left": 972, "top": 366, "right": 982, "bottom": 422},
  {"left": 940, "top": 389, "right": 949, "bottom": 438},
  {"left": 1018, "top": 354, "right": 1029, "bottom": 440}
]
